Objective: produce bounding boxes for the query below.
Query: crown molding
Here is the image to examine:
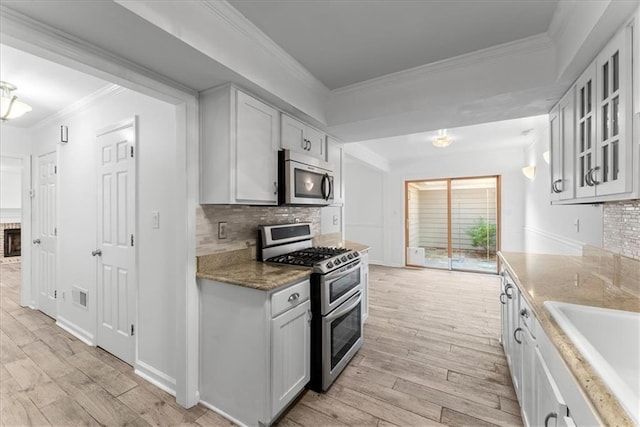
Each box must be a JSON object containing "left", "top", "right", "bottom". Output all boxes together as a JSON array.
[
  {"left": 31, "top": 84, "right": 125, "bottom": 131},
  {"left": 0, "top": 5, "right": 197, "bottom": 100},
  {"left": 331, "top": 33, "right": 554, "bottom": 96},
  {"left": 198, "top": 0, "right": 329, "bottom": 94}
]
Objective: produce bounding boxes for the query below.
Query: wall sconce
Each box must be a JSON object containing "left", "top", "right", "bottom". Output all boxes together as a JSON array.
[
  {"left": 542, "top": 151, "right": 550, "bottom": 164},
  {"left": 522, "top": 166, "right": 536, "bottom": 180},
  {"left": 60, "top": 125, "right": 68, "bottom": 144}
]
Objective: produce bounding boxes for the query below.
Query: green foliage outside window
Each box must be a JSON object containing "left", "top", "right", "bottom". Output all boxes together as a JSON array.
[{"left": 466, "top": 217, "right": 497, "bottom": 252}]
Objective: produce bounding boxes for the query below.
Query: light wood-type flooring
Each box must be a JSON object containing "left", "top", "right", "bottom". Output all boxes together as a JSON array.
[{"left": 1, "top": 262, "right": 522, "bottom": 426}]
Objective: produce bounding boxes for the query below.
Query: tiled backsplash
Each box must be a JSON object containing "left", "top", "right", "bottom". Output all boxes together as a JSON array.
[
  {"left": 196, "top": 205, "right": 321, "bottom": 256},
  {"left": 603, "top": 200, "right": 640, "bottom": 260}
]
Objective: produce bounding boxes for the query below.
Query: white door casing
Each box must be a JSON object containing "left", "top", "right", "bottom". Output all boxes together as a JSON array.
[
  {"left": 34, "top": 151, "right": 57, "bottom": 318},
  {"left": 95, "top": 118, "right": 137, "bottom": 365}
]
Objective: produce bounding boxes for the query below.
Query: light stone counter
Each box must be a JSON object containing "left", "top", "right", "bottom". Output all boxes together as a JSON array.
[
  {"left": 197, "top": 248, "right": 311, "bottom": 291},
  {"left": 312, "top": 233, "right": 370, "bottom": 252},
  {"left": 499, "top": 248, "right": 640, "bottom": 427}
]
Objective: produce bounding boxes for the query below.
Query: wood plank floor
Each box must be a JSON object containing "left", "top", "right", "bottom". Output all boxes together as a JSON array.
[{"left": 1, "top": 262, "right": 522, "bottom": 426}]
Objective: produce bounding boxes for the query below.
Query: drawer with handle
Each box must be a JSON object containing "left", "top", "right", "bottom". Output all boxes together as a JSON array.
[{"left": 271, "top": 279, "right": 310, "bottom": 317}]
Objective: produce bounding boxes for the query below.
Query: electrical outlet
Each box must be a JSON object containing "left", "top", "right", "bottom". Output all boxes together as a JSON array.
[
  {"left": 333, "top": 215, "right": 339, "bottom": 225},
  {"left": 218, "top": 222, "right": 228, "bottom": 239},
  {"left": 152, "top": 211, "right": 160, "bottom": 229}
]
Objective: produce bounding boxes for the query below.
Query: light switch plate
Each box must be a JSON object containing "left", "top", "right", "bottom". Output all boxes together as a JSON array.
[{"left": 218, "top": 222, "right": 227, "bottom": 239}]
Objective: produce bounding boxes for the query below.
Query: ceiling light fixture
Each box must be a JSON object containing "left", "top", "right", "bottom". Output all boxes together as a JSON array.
[
  {"left": 1, "top": 81, "right": 32, "bottom": 121},
  {"left": 432, "top": 129, "right": 452, "bottom": 148}
]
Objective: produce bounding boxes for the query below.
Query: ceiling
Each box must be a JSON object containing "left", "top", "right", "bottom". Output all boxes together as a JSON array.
[
  {"left": 358, "top": 115, "right": 548, "bottom": 164},
  {"left": 228, "top": 0, "right": 558, "bottom": 89},
  {"left": 0, "top": 44, "right": 110, "bottom": 128}
]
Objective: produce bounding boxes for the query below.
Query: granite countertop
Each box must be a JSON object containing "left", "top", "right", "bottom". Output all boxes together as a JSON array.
[
  {"left": 196, "top": 248, "right": 311, "bottom": 291},
  {"left": 499, "top": 248, "right": 640, "bottom": 427}
]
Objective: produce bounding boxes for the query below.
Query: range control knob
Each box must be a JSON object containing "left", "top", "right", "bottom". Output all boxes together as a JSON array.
[
  {"left": 335, "top": 259, "right": 341, "bottom": 265},
  {"left": 353, "top": 252, "right": 359, "bottom": 257},
  {"left": 347, "top": 253, "right": 353, "bottom": 259},
  {"left": 326, "top": 261, "right": 333, "bottom": 269},
  {"left": 341, "top": 256, "right": 347, "bottom": 262}
]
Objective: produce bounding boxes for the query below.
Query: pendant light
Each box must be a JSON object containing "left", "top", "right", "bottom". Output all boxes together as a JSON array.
[{"left": 1, "top": 81, "right": 32, "bottom": 121}]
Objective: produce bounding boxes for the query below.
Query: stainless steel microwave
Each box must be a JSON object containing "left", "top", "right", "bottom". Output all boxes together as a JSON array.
[{"left": 279, "top": 149, "right": 333, "bottom": 206}]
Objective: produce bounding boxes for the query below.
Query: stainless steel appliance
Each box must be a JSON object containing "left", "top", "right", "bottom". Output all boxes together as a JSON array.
[
  {"left": 258, "top": 223, "right": 363, "bottom": 392},
  {"left": 278, "top": 150, "right": 333, "bottom": 206}
]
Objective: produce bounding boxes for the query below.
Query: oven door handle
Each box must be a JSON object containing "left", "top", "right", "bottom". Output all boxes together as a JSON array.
[
  {"left": 324, "top": 259, "right": 361, "bottom": 280},
  {"left": 325, "top": 292, "right": 361, "bottom": 322}
]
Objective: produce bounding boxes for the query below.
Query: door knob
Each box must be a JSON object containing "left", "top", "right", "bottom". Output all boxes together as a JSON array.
[
  {"left": 91, "top": 249, "right": 102, "bottom": 257},
  {"left": 33, "top": 239, "right": 41, "bottom": 244}
]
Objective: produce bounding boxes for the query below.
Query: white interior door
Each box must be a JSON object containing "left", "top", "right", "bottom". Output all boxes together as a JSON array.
[
  {"left": 95, "top": 119, "right": 136, "bottom": 365},
  {"left": 33, "top": 151, "right": 57, "bottom": 318}
]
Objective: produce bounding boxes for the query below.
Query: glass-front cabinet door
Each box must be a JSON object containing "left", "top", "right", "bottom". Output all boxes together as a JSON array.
[
  {"left": 575, "top": 64, "right": 597, "bottom": 199},
  {"left": 594, "top": 26, "right": 632, "bottom": 196}
]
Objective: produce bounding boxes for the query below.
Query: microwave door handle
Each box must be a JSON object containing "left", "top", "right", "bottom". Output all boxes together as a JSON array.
[
  {"left": 325, "top": 292, "right": 361, "bottom": 322},
  {"left": 327, "top": 175, "right": 333, "bottom": 201},
  {"left": 321, "top": 174, "right": 328, "bottom": 200}
]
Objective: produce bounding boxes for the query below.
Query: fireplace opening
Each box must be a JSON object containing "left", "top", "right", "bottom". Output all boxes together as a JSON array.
[{"left": 4, "top": 229, "right": 21, "bottom": 257}]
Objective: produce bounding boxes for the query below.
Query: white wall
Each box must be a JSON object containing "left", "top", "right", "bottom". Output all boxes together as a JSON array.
[
  {"left": 30, "top": 87, "right": 179, "bottom": 390},
  {"left": 344, "top": 156, "right": 385, "bottom": 264},
  {"left": 522, "top": 129, "right": 603, "bottom": 255}
]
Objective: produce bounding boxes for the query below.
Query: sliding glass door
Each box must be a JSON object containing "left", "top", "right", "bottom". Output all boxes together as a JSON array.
[{"left": 405, "top": 176, "right": 500, "bottom": 273}]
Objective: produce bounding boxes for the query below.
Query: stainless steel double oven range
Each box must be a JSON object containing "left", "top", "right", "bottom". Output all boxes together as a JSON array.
[{"left": 259, "top": 223, "right": 363, "bottom": 392}]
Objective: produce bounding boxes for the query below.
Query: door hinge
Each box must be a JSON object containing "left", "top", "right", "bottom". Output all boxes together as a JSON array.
[
  {"left": 130, "top": 146, "right": 134, "bottom": 158},
  {"left": 54, "top": 227, "right": 57, "bottom": 236},
  {"left": 54, "top": 166, "right": 57, "bottom": 174},
  {"left": 54, "top": 290, "right": 57, "bottom": 299},
  {"left": 130, "top": 234, "right": 134, "bottom": 247},
  {"left": 131, "top": 324, "right": 135, "bottom": 336}
]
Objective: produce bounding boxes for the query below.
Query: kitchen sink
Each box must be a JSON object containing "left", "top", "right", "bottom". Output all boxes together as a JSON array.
[{"left": 544, "top": 301, "right": 640, "bottom": 424}]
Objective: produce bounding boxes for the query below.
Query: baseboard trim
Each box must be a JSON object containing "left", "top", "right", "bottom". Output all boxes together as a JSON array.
[
  {"left": 56, "top": 316, "right": 94, "bottom": 346},
  {"left": 198, "top": 399, "right": 248, "bottom": 427},
  {"left": 134, "top": 360, "right": 177, "bottom": 397}
]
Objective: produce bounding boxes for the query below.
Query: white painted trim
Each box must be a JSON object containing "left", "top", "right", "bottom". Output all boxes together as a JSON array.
[
  {"left": 331, "top": 34, "right": 554, "bottom": 95},
  {"left": 134, "top": 360, "right": 177, "bottom": 396},
  {"left": 32, "top": 84, "right": 125, "bottom": 131},
  {"left": 199, "top": 399, "right": 249, "bottom": 427},
  {"left": 547, "top": 0, "right": 577, "bottom": 41},
  {"left": 56, "top": 315, "right": 95, "bottom": 346},
  {"left": 95, "top": 116, "right": 136, "bottom": 137},
  {"left": 523, "top": 226, "right": 584, "bottom": 254},
  {"left": 198, "top": 0, "right": 327, "bottom": 93}
]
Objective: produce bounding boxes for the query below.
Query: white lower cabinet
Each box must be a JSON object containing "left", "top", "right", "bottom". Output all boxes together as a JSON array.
[
  {"left": 271, "top": 300, "right": 311, "bottom": 417},
  {"left": 199, "top": 278, "right": 311, "bottom": 426},
  {"left": 500, "top": 268, "right": 599, "bottom": 427}
]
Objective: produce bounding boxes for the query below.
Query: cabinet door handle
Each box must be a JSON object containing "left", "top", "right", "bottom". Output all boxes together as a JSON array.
[
  {"left": 500, "top": 292, "right": 507, "bottom": 305},
  {"left": 505, "top": 283, "right": 514, "bottom": 299},
  {"left": 513, "top": 327, "right": 523, "bottom": 344},
  {"left": 584, "top": 170, "right": 592, "bottom": 186},
  {"left": 273, "top": 181, "right": 278, "bottom": 196},
  {"left": 544, "top": 412, "right": 557, "bottom": 427},
  {"left": 288, "top": 292, "right": 300, "bottom": 302},
  {"left": 589, "top": 166, "right": 600, "bottom": 185},
  {"left": 520, "top": 308, "right": 529, "bottom": 319},
  {"left": 306, "top": 139, "right": 311, "bottom": 151},
  {"left": 552, "top": 179, "right": 562, "bottom": 193}
]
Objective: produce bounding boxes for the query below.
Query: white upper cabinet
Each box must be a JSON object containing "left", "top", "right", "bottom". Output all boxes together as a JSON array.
[
  {"left": 200, "top": 85, "right": 279, "bottom": 205},
  {"left": 550, "top": 87, "right": 576, "bottom": 201},
  {"left": 552, "top": 17, "right": 636, "bottom": 204},
  {"left": 326, "top": 137, "right": 344, "bottom": 206},
  {"left": 281, "top": 114, "right": 326, "bottom": 160}
]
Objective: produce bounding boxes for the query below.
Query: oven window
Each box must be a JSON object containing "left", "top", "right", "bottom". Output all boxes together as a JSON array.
[
  {"left": 294, "top": 168, "right": 325, "bottom": 199},
  {"left": 331, "top": 301, "right": 362, "bottom": 369},
  {"left": 330, "top": 267, "right": 360, "bottom": 303}
]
